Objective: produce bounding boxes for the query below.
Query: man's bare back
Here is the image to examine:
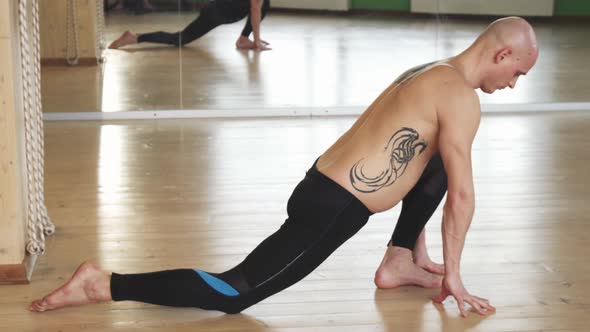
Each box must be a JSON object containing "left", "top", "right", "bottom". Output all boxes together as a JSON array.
[{"left": 318, "top": 62, "right": 480, "bottom": 213}]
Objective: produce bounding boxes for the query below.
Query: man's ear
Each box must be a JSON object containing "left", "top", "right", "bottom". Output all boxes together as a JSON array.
[{"left": 494, "top": 47, "right": 513, "bottom": 63}]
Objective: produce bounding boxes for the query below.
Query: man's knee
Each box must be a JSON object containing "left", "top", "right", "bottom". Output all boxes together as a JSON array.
[{"left": 422, "top": 154, "right": 447, "bottom": 196}]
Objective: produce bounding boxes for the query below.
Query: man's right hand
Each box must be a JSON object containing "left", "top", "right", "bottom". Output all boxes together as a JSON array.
[
  {"left": 433, "top": 274, "right": 496, "bottom": 317},
  {"left": 255, "top": 40, "right": 271, "bottom": 51}
]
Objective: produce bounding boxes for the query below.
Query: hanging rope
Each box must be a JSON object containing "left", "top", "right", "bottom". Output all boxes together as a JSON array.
[
  {"left": 18, "top": 0, "right": 54, "bottom": 255},
  {"left": 95, "top": 0, "right": 106, "bottom": 63},
  {"left": 95, "top": 0, "right": 105, "bottom": 63},
  {"left": 31, "top": 0, "right": 54, "bottom": 239},
  {"left": 66, "top": 0, "right": 79, "bottom": 65}
]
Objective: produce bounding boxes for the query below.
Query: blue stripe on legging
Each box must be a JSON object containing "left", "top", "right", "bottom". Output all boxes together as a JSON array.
[{"left": 194, "top": 270, "right": 240, "bottom": 296}]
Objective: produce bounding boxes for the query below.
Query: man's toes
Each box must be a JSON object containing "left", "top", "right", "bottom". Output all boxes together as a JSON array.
[
  {"left": 30, "top": 300, "right": 45, "bottom": 312},
  {"left": 428, "top": 264, "right": 445, "bottom": 275}
]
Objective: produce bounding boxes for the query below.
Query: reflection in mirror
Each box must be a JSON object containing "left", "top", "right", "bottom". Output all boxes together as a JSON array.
[
  {"left": 40, "top": 1, "right": 590, "bottom": 118},
  {"left": 178, "top": 2, "right": 449, "bottom": 111},
  {"left": 420, "top": 0, "right": 557, "bottom": 105},
  {"left": 102, "top": 0, "right": 183, "bottom": 112}
]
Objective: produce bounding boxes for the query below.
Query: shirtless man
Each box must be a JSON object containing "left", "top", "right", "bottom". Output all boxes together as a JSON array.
[{"left": 31, "top": 16, "right": 538, "bottom": 317}]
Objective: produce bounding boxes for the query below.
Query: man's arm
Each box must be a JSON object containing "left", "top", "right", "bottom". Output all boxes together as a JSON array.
[
  {"left": 433, "top": 85, "right": 495, "bottom": 317},
  {"left": 249, "top": 0, "right": 265, "bottom": 49},
  {"left": 438, "top": 91, "right": 478, "bottom": 278}
]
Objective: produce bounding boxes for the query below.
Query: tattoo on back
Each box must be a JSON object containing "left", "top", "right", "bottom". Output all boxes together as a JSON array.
[
  {"left": 350, "top": 127, "right": 427, "bottom": 193},
  {"left": 393, "top": 61, "right": 437, "bottom": 84}
]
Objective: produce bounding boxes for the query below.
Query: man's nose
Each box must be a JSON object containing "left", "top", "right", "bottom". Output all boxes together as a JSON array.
[{"left": 509, "top": 77, "right": 519, "bottom": 89}]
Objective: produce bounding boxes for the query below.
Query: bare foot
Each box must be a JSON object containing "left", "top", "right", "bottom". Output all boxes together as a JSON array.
[
  {"left": 374, "top": 246, "right": 442, "bottom": 289},
  {"left": 412, "top": 229, "right": 444, "bottom": 275},
  {"left": 413, "top": 252, "right": 445, "bottom": 275},
  {"left": 108, "top": 31, "right": 138, "bottom": 49},
  {"left": 236, "top": 36, "right": 256, "bottom": 50},
  {"left": 236, "top": 36, "right": 272, "bottom": 50},
  {"left": 30, "top": 262, "right": 112, "bottom": 312},
  {"left": 254, "top": 41, "right": 272, "bottom": 51}
]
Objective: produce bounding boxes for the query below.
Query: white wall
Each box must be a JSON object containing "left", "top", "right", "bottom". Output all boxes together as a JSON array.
[
  {"left": 272, "top": 0, "right": 349, "bottom": 11},
  {"left": 411, "top": 0, "right": 554, "bottom": 16}
]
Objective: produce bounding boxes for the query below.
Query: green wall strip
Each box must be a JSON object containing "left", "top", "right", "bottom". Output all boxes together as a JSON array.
[
  {"left": 350, "top": 0, "right": 410, "bottom": 11},
  {"left": 349, "top": 0, "right": 589, "bottom": 16},
  {"left": 554, "top": 0, "right": 590, "bottom": 16}
]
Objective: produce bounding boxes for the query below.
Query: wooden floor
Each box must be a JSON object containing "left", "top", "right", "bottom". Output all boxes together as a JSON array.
[
  {"left": 1, "top": 111, "right": 590, "bottom": 331},
  {"left": 41, "top": 11, "right": 590, "bottom": 114}
]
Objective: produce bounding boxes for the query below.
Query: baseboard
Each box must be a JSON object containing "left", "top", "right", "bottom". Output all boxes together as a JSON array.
[
  {"left": 43, "top": 102, "right": 590, "bottom": 121},
  {"left": 41, "top": 58, "right": 98, "bottom": 66},
  {"left": 0, "top": 255, "right": 37, "bottom": 285}
]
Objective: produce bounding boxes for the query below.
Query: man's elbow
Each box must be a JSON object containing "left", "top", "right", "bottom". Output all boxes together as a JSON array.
[{"left": 444, "top": 190, "right": 474, "bottom": 216}]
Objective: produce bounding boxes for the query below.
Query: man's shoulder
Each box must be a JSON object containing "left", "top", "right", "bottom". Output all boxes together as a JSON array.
[
  {"left": 424, "top": 65, "right": 470, "bottom": 90},
  {"left": 419, "top": 67, "right": 481, "bottom": 129},
  {"left": 421, "top": 66, "right": 479, "bottom": 108}
]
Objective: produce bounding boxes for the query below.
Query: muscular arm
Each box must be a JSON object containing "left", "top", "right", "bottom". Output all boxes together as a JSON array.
[
  {"left": 438, "top": 90, "right": 479, "bottom": 277},
  {"left": 434, "top": 81, "right": 494, "bottom": 317},
  {"left": 249, "top": 0, "right": 263, "bottom": 45}
]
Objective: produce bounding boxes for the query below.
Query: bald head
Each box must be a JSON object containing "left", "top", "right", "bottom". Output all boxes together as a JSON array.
[
  {"left": 458, "top": 17, "right": 539, "bottom": 93},
  {"left": 482, "top": 17, "right": 538, "bottom": 57}
]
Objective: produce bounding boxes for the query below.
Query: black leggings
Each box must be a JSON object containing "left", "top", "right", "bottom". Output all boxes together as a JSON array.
[
  {"left": 137, "top": 0, "right": 271, "bottom": 47},
  {"left": 110, "top": 156, "right": 446, "bottom": 313},
  {"left": 390, "top": 154, "right": 447, "bottom": 249},
  {"left": 111, "top": 159, "right": 373, "bottom": 313}
]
